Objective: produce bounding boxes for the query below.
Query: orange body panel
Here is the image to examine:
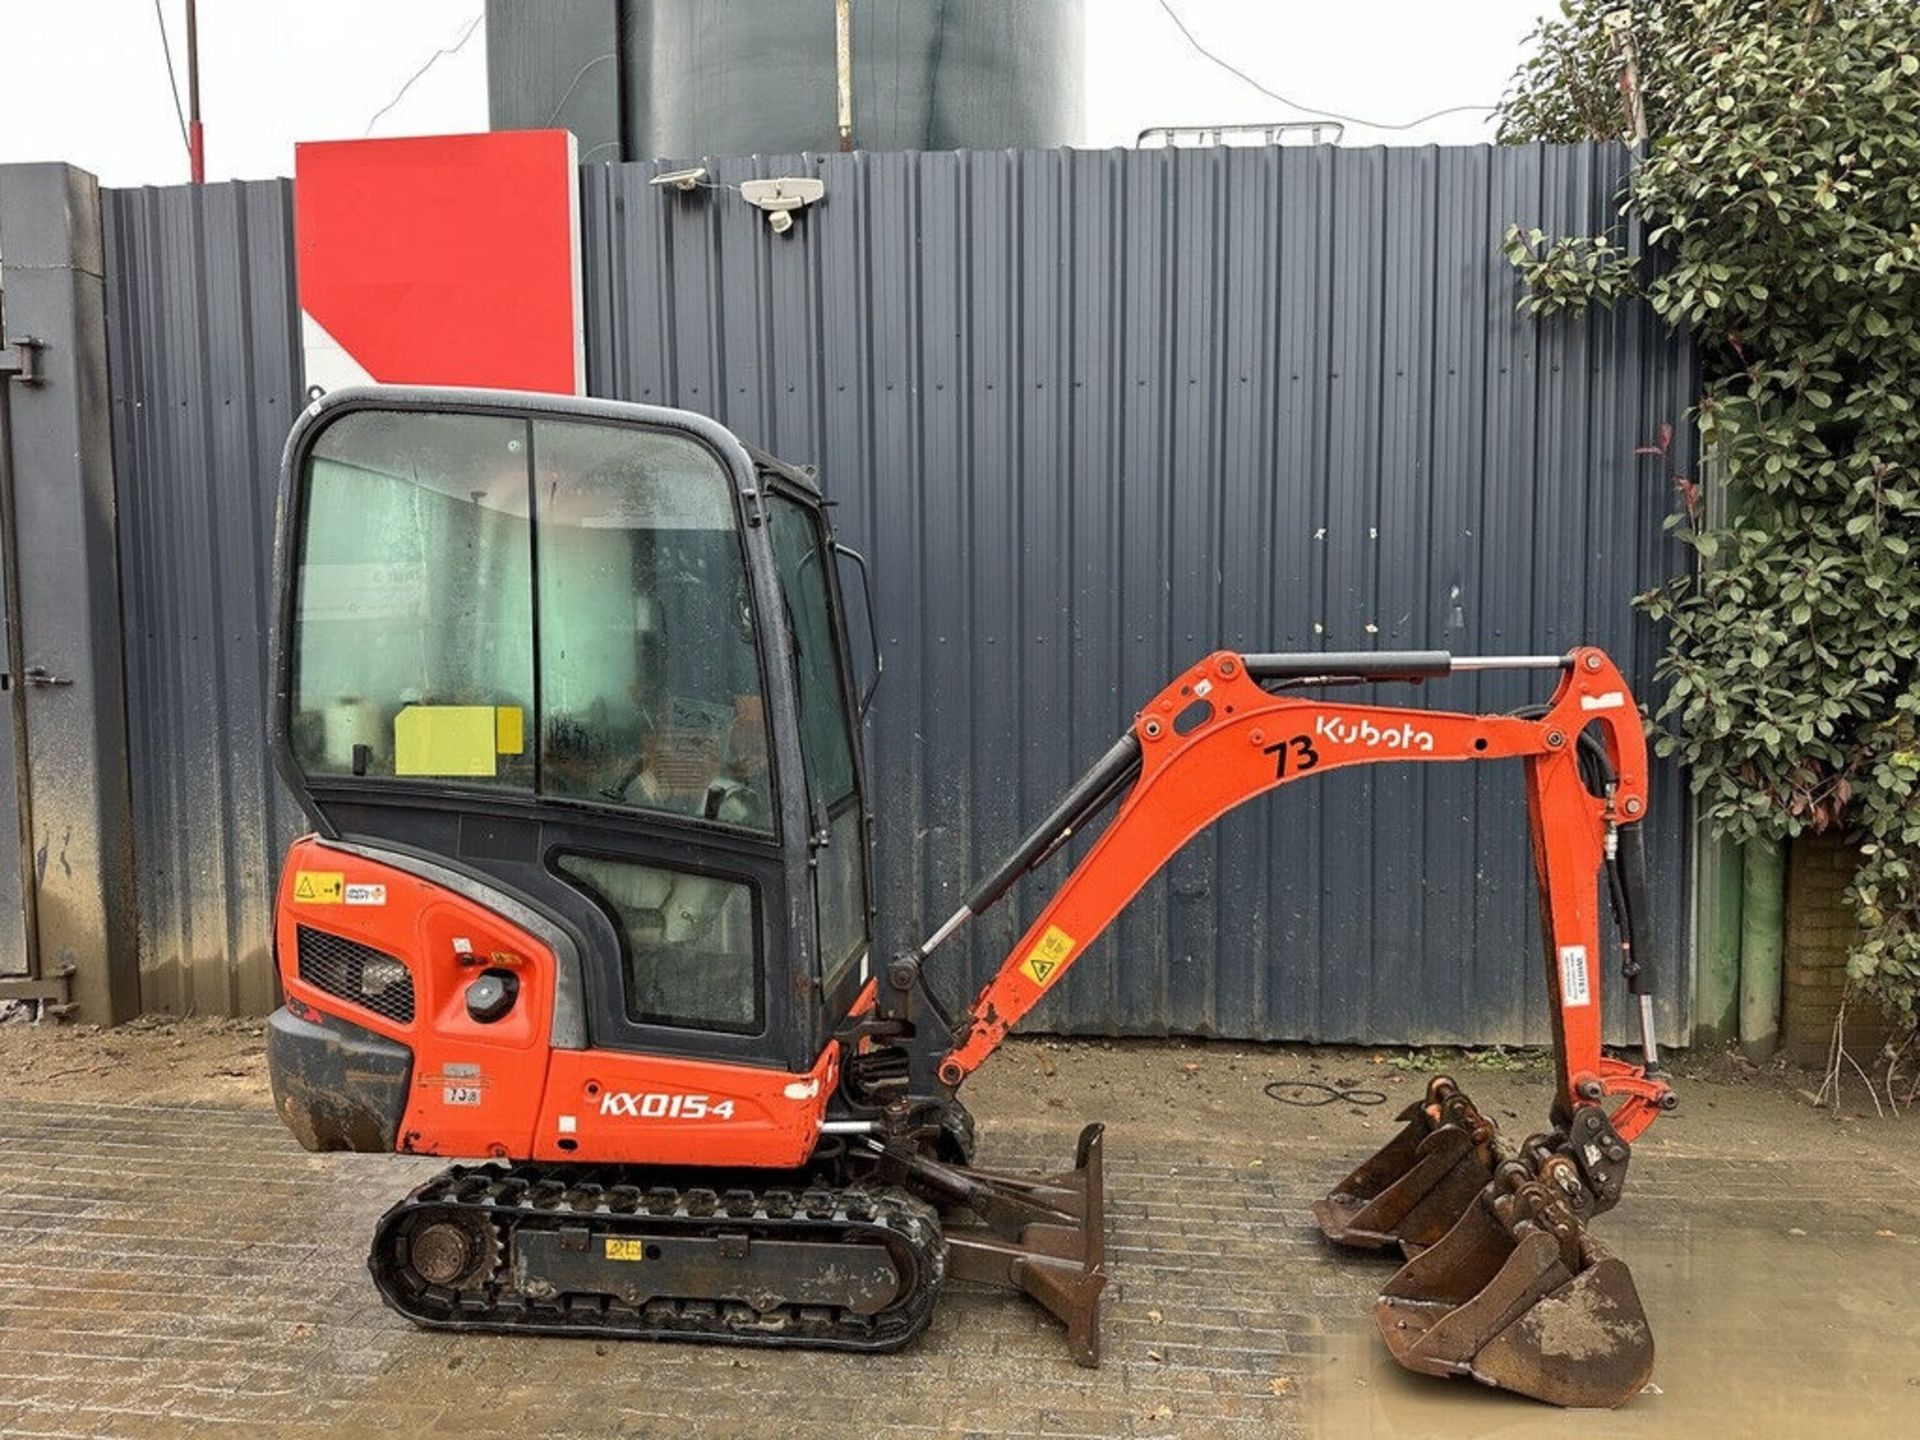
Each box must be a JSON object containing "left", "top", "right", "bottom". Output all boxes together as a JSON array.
[
  {"left": 278, "top": 837, "right": 557, "bottom": 1157},
  {"left": 276, "top": 836, "right": 832, "bottom": 1166},
  {"left": 534, "top": 1044, "right": 836, "bottom": 1168}
]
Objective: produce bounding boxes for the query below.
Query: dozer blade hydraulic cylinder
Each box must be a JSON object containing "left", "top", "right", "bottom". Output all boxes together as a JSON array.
[
  {"left": 1315, "top": 1077, "right": 1498, "bottom": 1254},
  {"left": 1371, "top": 1155, "right": 1654, "bottom": 1409}
]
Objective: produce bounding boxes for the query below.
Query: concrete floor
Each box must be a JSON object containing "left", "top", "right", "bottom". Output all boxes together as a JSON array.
[{"left": 0, "top": 1028, "right": 1917, "bottom": 1438}]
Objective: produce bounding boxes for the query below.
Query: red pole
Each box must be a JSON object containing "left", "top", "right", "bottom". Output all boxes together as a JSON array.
[{"left": 185, "top": 0, "right": 205, "bottom": 184}]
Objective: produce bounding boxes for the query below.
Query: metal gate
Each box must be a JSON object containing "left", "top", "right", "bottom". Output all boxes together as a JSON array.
[
  {"left": 101, "top": 143, "right": 1698, "bottom": 1042},
  {"left": 0, "top": 162, "right": 140, "bottom": 1022}
]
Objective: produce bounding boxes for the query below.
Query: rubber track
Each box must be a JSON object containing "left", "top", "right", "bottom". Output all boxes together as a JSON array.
[{"left": 369, "top": 1163, "right": 946, "bottom": 1352}]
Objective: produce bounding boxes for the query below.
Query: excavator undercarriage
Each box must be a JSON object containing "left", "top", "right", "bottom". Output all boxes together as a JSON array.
[
  {"left": 359, "top": 1104, "right": 1110, "bottom": 1364},
  {"left": 370, "top": 1163, "right": 950, "bottom": 1351}
]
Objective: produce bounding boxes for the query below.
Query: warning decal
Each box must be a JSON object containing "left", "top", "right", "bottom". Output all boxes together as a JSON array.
[
  {"left": 605, "top": 1238, "right": 645, "bottom": 1262},
  {"left": 1019, "top": 925, "right": 1077, "bottom": 989},
  {"left": 292, "top": 871, "right": 345, "bottom": 904},
  {"left": 1558, "top": 945, "right": 1592, "bottom": 1007}
]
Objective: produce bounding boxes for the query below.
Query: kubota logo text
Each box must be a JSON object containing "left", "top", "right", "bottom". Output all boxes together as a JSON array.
[{"left": 1314, "top": 714, "right": 1435, "bottom": 752}]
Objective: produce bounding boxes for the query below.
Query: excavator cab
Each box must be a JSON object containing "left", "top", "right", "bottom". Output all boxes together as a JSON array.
[
  {"left": 270, "top": 386, "right": 1101, "bottom": 1363},
  {"left": 274, "top": 388, "right": 874, "bottom": 1079}
]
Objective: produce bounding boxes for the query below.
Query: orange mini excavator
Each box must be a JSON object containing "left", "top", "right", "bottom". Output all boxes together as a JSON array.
[{"left": 267, "top": 387, "right": 1675, "bottom": 1407}]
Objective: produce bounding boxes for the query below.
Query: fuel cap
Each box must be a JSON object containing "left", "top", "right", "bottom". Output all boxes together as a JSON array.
[{"left": 465, "top": 968, "right": 519, "bottom": 1023}]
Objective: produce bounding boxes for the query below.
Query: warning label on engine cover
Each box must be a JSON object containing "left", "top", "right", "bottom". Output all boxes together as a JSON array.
[
  {"left": 1558, "top": 945, "right": 1592, "bottom": 1007},
  {"left": 292, "top": 871, "right": 344, "bottom": 904}
]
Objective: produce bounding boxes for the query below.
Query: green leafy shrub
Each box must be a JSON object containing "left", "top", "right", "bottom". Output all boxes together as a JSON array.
[
  {"left": 1500, "top": 226, "right": 1641, "bottom": 315},
  {"left": 1502, "top": 0, "right": 1920, "bottom": 1030}
]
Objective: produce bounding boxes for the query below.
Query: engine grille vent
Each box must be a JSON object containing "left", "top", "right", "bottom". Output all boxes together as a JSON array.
[{"left": 296, "top": 926, "right": 415, "bottom": 1025}]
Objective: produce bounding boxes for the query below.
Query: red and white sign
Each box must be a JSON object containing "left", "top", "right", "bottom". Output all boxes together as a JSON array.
[{"left": 294, "top": 130, "right": 584, "bottom": 395}]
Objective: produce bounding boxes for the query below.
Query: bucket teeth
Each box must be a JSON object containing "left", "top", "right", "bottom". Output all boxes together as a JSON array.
[
  {"left": 1371, "top": 1157, "right": 1655, "bottom": 1408},
  {"left": 1315, "top": 1076, "right": 1498, "bottom": 1255}
]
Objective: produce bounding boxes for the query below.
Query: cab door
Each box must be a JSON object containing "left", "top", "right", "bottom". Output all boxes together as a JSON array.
[{"left": 763, "top": 483, "right": 874, "bottom": 1024}]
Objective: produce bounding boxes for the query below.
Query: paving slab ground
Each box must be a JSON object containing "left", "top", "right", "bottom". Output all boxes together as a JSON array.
[{"left": 1, "top": 1022, "right": 1917, "bottom": 1438}]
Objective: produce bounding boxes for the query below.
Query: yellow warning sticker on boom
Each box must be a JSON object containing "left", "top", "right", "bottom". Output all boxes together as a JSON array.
[
  {"left": 292, "top": 871, "right": 345, "bottom": 904},
  {"left": 1019, "top": 925, "right": 1076, "bottom": 988}
]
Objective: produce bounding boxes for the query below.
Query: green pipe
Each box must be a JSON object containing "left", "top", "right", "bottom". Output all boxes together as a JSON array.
[
  {"left": 1693, "top": 829, "right": 1744, "bottom": 1046},
  {"left": 1738, "top": 836, "right": 1786, "bottom": 1061}
]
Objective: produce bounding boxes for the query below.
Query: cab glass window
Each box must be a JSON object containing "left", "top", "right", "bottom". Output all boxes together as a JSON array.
[
  {"left": 767, "top": 495, "right": 866, "bottom": 982},
  {"left": 292, "top": 410, "right": 534, "bottom": 788},
  {"left": 767, "top": 496, "right": 856, "bottom": 809},
  {"left": 556, "top": 853, "right": 762, "bottom": 1034},
  {"left": 290, "top": 407, "right": 774, "bottom": 834},
  {"left": 533, "top": 421, "right": 773, "bottom": 831}
]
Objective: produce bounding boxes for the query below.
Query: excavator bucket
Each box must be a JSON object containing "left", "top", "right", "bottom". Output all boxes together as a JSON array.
[
  {"left": 1371, "top": 1159, "right": 1654, "bottom": 1408},
  {"left": 1315, "top": 1076, "right": 1498, "bottom": 1254}
]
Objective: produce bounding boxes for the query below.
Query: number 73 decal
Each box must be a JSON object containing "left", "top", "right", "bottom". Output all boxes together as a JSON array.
[{"left": 1264, "top": 734, "right": 1320, "bottom": 777}]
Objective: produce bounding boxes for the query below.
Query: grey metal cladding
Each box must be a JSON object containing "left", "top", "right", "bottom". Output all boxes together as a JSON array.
[
  {"left": 579, "top": 142, "right": 1694, "bottom": 1046},
  {"left": 101, "top": 141, "right": 1696, "bottom": 1043},
  {"left": 100, "top": 179, "right": 306, "bottom": 1018}
]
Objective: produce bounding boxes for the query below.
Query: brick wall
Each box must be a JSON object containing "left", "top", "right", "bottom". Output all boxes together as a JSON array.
[{"left": 1781, "top": 831, "right": 1886, "bottom": 1066}]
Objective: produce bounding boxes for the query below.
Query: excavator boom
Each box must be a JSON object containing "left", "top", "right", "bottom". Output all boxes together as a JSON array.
[{"left": 910, "top": 647, "right": 1667, "bottom": 1138}]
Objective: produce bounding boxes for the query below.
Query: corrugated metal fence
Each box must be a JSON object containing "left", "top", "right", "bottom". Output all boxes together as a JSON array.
[
  {"left": 102, "top": 181, "right": 305, "bottom": 1017},
  {"left": 102, "top": 143, "right": 1697, "bottom": 1042}
]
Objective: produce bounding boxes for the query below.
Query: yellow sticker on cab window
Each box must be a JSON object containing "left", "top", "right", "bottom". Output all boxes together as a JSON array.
[
  {"left": 292, "top": 870, "right": 345, "bottom": 904},
  {"left": 605, "top": 1237, "right": 645, "bottom": 1262},
  {"left": 1019, "top": 925, "right": 1076, "bottom": 989},
  {"left": 394, "top": 705, "right": 502, "bottom": 777},
  {"left": 494, "top": 705, "right": 525, "bottom": 756}
]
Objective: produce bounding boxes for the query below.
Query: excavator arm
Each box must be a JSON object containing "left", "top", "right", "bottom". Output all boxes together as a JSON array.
[
  {"left": 870, "top": 646, "right": 1675, "bottom": 1405},
  {"left": 917, "top": 646, "right": 1672, "bottom": 1140}
]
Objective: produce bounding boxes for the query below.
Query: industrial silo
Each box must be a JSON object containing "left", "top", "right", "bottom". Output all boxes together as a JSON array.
[{"left": 487, "top": 1, "right": 1086, "bottom": 158}]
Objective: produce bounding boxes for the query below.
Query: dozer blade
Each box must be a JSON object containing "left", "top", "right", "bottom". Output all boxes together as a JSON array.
[
  {"left": 1372, "top": 1160, "right": 1654, "bottom": 1408},
  {"left": 907, "top": 1122, "right": 1108, "bottom": 1367},
  {"left": 1315, "top": 1076, "right": 1498, "bottom": 1254}
]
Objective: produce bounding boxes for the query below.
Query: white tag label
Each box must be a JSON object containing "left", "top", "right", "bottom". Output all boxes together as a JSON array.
[
  {"left": 1558, "top": 945, "right": 1592, "bottom": 1007},
  {"left": 1580, "top": 691, "right": 1625, "bottom": 711},
  {"left": 344, "top": 883, "right": 386, "bottom": 906},
  {"left": 443, "top": 1085, "right": 481, "bottom": 1107}
]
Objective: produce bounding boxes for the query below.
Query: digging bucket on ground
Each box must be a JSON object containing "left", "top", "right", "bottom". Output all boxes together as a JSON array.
[
  {"left": 1315, "top": 1076, "right": 1499, "bottom": 1255},
  {"left": 1371, "top": 1157, "right": 1655, "bottom": 1408}
]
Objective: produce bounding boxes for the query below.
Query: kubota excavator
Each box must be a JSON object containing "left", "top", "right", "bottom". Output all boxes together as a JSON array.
[{"left": 266, "top": 386, "right": 1676, "bottom": 1408}]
